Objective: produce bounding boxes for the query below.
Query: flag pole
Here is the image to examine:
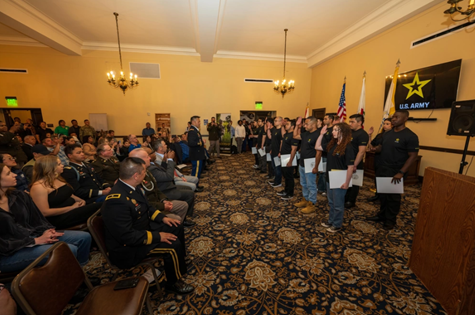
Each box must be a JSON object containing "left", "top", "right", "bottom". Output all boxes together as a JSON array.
[{"left": 378, "top": 59, "right": 401, "bottom": 133}]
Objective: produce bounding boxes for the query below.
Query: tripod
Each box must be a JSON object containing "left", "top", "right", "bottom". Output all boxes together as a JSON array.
[{"left": 459, "top": 136, "right": 473, "bottom": 174}]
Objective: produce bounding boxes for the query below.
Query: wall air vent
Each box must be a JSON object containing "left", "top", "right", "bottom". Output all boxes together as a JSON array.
[
  {"left": 0, "top": 68, "right": 28, "bottom": 74},
  {"left": 244, "top": 78, "right": 274, "bottom": 83},
  {"left": 129, "top": 63, "right": 160, "bottom": 79},
  {"left": 411, "top": 19, "right": 475, "bottom": 48}
]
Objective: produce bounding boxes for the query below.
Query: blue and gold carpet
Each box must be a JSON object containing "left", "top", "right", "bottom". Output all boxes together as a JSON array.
[{"left": 73, "top": 153, "right": 446, "bottom": 315}]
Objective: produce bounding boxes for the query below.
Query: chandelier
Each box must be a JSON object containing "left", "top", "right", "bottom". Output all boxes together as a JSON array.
[
  {"left": 106, "top": 12, "right": 138, "bottom": 95},
  {"left": 444, "top": 0, "right": 475, "bottom": 21},
  {"left": 274, "top": 29, "right": 295, "bottom": 98}
]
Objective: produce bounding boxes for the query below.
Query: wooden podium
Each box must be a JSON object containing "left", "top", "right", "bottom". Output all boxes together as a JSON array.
[{"left": 409, "top": 167, "right": 475, "bottom": 315}]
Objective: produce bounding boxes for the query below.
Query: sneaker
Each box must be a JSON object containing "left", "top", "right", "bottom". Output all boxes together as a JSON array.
[
  {"left": 294, "top": 200, "right": 308, "bottom": 208},
  {"left": 271, "top": 183, "right": 282, "bottom": 188},
  {"left": 267, "top": 180, "right": 275, "bottom": 185},
  {"left": 321, "top": 222, "right": 331, "bottom": 228},
  {"left": 281, "top": 195, "right": 293, "bottom": 200},
  {"left": 252, "top": 165, "right": 259, "bottom": 169},
  {"left": 321, "top": 192, "right": 327, "bottom": 196},
  {"left": 276, "top": 191, "right": 287, "bottom": 196},
  {"left": 142, "top": 268, "right": 163, "bottom": 283},
  {"left": 326, "top": 226, "right": 342, "bottom": 233}
]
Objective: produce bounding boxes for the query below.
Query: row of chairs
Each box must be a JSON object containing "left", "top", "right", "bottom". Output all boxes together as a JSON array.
[{"left": 4, "top": 211, "right": 165, "bottom": 315}]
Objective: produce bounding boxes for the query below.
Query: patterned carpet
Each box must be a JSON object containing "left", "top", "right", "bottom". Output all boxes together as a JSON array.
[{"left": 71, "top": 152, "right": 446, "bottom": 315}]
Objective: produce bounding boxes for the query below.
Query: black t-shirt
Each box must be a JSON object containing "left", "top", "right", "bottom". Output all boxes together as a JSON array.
[
  {"left": 280, "top": 132, "right": 300, "bottom": 155},
  {"left": 270, "top": 127, "right": 283, "bottom": 156},
  {"left": 299, "top": 129, "right": 320, "bottom": 166},
  {"left": 257, "top": 126, "right": 265, "bottom": 146},
  {"left": 325, "top": 142, "right": 356, "bottom": 182},
  {"left": 350, "top": 128, "right": 369, "bottom": 168},
  {"left": 37, "top": 127, "right": 54, "bottom": 141},
  {"left": 380, "top": 128, "right": 419, "bottom": 169},
  {"left": 321, "top": 126, "right": 334, "bottom": 158}
]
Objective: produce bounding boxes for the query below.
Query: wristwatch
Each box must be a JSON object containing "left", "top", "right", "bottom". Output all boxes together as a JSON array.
[{"left": 398, "top": 170, "right": 406, "bottom": 176}]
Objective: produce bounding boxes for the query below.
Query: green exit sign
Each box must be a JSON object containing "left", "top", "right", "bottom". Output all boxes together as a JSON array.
[
  {"left": 255, "top": 101, "right": 262, "bottom": 110},
  {"left": 5, "top": 97, "right": 18, "bottom": 107}
]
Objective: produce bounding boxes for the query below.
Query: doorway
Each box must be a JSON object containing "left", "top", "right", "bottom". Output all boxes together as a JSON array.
[
  {"left": 0, "top": 108, "right": 43, "bottom": 128},
  {"left": 312, "top": 108, "right": 326, "bottom": 120}
]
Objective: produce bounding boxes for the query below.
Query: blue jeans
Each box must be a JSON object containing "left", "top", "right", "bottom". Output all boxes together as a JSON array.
[
  {"left": 271, "top": 155, "right": 282, "bottom": 185},
  {"left": 0, "top": 231, "right": 91, "bottom": 273},
  {"left": 299, "top": 166, "right": 317, "bottom": 204},
  {"left": 326, "top": 183, "right": 347, "bottom": 228}
]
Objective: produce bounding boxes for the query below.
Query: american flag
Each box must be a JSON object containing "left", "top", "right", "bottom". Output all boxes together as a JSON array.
[{"left": 337, "top": 82, "right": 346, "bottom": 122}]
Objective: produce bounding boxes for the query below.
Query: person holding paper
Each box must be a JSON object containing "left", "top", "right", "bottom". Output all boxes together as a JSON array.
[
  {"left": 277, "top": 119, "right": 299, "bottom": 200},
  {"left": 256, "top": 119, "right": 267, "bottom": 174},
  {"left": 367, "top": 110, "right": 419, "bottom": 230},
  {"left": 315, "top": 123, "right": 355, "bottom": 233},
  {"left": 313, "top": 113, "right": 337, "bottom": 196},
  {"left": 344, "top": 114, "right": 369, "bottom": 208},
  {"left": 267, "top": 117, "right": 284, "bottom": 188},
  {"left": 264, "top": 118, "right": 275, "bottom": 179},
  {"left": 293, "top": 116, "right": 320, "bottom": 214}
]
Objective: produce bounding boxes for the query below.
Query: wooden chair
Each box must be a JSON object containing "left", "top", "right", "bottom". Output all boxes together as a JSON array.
[
  {"left": 87, "top": 210, "right": 164, "bottom": 299},
  {"left": 11, "top": 242, "right": 153, "bottom": 315}
]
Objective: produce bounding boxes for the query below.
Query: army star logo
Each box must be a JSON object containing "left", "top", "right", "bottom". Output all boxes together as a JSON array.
[{"left": 403, "top": 72, "right": 431, "bottom": 99}]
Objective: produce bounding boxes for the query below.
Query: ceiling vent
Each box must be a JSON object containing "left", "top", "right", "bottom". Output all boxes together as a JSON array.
[
  {"left": 244, "top": 78, "right": 274, "bottom": 83},
  {"left": 411, "top": 19, "right": 475, "bottom": 48},
  {"left": 0, "top": 68, "right": 28, "bottom": 74},
  {"left": 129, "top": 63, "right": 160, "bottom": 79}
]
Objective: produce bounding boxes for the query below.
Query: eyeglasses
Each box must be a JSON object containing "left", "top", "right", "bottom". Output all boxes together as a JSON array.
[{"left": 3, "top": 157, "right": 16, "bottom": 161}]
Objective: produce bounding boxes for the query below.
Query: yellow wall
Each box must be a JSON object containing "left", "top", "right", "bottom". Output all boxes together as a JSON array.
[
  {"left": 0, "top": 46, "right": 311, "bottom": 137},
  {"left": 309, "top": 3, "right": 475, "bottom": 177}
]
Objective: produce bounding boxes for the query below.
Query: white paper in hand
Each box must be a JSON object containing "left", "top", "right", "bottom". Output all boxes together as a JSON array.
[
  {"left": 296, "top": 152, "right": 301, "bottom": 160},
  {"left": 318, "top": 162, "right": 327, "bottom": 172},
  {"left": 251, "top": 147, "right": 257, "bottom": 154},
  {"left": 352, "top": 170, "right": 364, "bottom": 186},
  {"left": 266, "top": 153, "right": 271, "bottom": 162},
  {"left": 376, "top": 177, "right": 404, "bottom": 194},
  {"left": 304, "top": 158, "right": 315, "bottom": 173},
  {"left": 281, "top": 154, "right": 297, "bottom": 167},
  {"left": 329, "top": 170, "right": 353, "bottom": 189},
  {"left": 258, "top": 148, "right": 265, "bottom": 156},
  {"left": 274, "top": 156, "right": 281, "bottom": 166}
]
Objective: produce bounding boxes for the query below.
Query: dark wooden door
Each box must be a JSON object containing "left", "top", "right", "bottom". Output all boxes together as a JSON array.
[{"left": 312, "top": 108, "right": 326, "bottom": 120}]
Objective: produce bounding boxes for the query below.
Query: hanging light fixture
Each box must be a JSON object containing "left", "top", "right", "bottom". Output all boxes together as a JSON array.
[
  {"left": 106, "top": 12, "right": 138, "bottom": 95},
  {"left": 274, "top": 29, "right": 295, "bottom": 98},
  {"left": 444, "top": 0, "right": 475, "bottom": 21}
]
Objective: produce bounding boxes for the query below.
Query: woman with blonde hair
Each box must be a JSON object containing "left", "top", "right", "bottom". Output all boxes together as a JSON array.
[{"left": 29, "top": 155, "right": 101, "bottom": 229}]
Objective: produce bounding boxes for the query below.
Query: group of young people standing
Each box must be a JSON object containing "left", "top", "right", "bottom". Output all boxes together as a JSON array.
[{"left": 250, "top": 109, "right": 419, "bottom": 233}]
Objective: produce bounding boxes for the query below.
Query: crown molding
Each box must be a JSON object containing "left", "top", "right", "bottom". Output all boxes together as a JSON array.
[
  {"left": 214, "top": 50, "right": 307, "bottom": 63},
  {"left": 0, "top": 35, "right": 45, "bottom": 47},
  {"left": 306, "top": 0, "right": 445, "bottom": 68},
  {"left": 82, "top": 42, "right": 200, "bottom": 56}
]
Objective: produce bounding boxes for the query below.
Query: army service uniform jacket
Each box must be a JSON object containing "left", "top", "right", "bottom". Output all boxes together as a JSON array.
[
  {"left": 91, "top": 156, "right": 120, "bottom": 186},
  {"left": 62, "top": 162, "right": 110, "bottom": 202},
  {"left": 187, "top": 126, "right": 206, "bottom": 161}
]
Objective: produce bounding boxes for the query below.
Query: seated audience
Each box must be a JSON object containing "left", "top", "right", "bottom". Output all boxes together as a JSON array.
[
  {"left": 129, "top": 148, "right": 193, "bottom": 225},
  {"left": 128, "top": 134, "right": 141, "bottom": 152},
  {"left": 62, "top": 144, "right": 111, "bottom": 203},
  {"left": 22, "top": 144, "right": 51, "bottom": 182},
  {"left": 101, "top": 157, "right": 194, "bottom": 295},
  {"left": 179, "top": 133, "right": 190, "bottom": 162},
  {"left": 43, "top": 137, "right": 69, "bottom": 166},
  {"left": 21, "top": 135, "right": 36, "bottom": 161},
  {"left": 0, "top": 163, "right": 91, "bottom": 273},
  {"left": 0, "top": 283, "right": 17, "bottom": 315},
  {"left": 82, "top": 136, "right": 96, "bottom": 162},
  {"left": 30, "top": 155, "right": 102, "bottom": 229},
  {"left": 35, "top": 121, "right": 54, "bottom": 142},
  {"left": 1, "top": 154, "right": 29, "bottom": 191},
  {"left": 91, "top": 143, "right": 120, "bottom": 186},
  {"left": 0, "top": 121, "right": 28, "bottom": 166}
]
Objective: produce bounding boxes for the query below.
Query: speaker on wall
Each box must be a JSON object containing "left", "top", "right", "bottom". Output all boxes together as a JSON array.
[{"left": 447, "top": 100, "right": 475, "bottom": 136}]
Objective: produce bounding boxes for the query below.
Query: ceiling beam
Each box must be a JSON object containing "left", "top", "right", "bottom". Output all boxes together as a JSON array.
[
  {"left": 0, "top": 0, "right": 82, "bottom": 55},
  {"left": 190, "top": 0, "right": 225, "bottom": 62},
  {"left": 306, "top": 0, "right": 445, "bottom": 68}
]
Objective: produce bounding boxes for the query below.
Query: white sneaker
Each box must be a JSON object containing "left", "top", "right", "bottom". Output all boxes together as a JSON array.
[{"left": 142, "top": 268, "right": 162, "bottom": 283}]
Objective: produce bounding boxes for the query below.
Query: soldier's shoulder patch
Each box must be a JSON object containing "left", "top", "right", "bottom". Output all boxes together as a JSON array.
[{"left": 105, "top": 194, "right": 121, "bottom": 200}]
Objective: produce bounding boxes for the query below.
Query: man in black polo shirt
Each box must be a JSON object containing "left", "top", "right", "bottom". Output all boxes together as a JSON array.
[
  {"left": 367, "top": 110, "right": 419, "bottom": 230},
  {"left": 278, "top": 119, "right": 299, "bottom": 200},
  {"left": 267, "top": 117, "right": 283, "bottom": 188},
  {"left": 294, "top": 116, "right": 320, "bottom": 213},
  {"left": 345, "top": 114, "right": 369, "bottom": 208}
]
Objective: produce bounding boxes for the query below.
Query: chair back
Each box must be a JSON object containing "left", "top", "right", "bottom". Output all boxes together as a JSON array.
[
  {"left": 87, "top": 210, "right": 117, "bottom": 270},
  {"left": 12, "top": 242, "right": 85, "bottom": 315}
]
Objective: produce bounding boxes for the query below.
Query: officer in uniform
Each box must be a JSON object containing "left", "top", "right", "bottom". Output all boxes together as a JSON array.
[
  {"left": 188, "top": 115, "right": 206, "bottom": 178},
  {"left": 91, "top": 143, "right": 121, "bottom": 186},
  {"left": 101, "top": 157, "right": 194, "bottom": 294},
  {"left": 63, "top": 143, "right": 111, "bottom": 203}
]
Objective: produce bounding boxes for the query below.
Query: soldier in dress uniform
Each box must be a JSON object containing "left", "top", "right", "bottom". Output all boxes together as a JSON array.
[
  {"left": 101, "top": 157, "right": 194, "bottom": 295},
  {"left": 91, "top": 143, "right": 120, "bottom": 186},
  {"left": 62, "top": 144, "right": 111, "bottom": 203},
  {"left": 188, "top": 116, "right": 206, "bottom": 178}
]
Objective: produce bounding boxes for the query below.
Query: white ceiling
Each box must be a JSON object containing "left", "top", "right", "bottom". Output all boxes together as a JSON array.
[{"left": 0, "top": 0, "right": 445, "bottom": 66}]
